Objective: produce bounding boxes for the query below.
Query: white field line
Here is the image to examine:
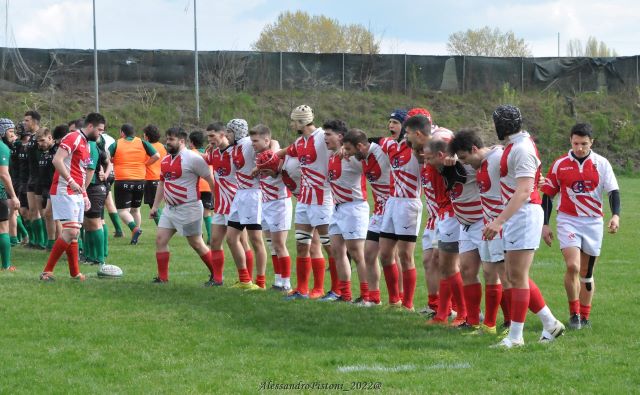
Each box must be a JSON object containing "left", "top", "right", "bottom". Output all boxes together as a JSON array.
[{"left": 337, "top": 362, "right": 471, "bottom": 373}]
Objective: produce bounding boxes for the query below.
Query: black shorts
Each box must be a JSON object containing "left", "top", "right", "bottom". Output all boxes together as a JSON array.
[
  {"left": 35, "top": 183, "right": 48, "bottom": 196},
  {"left": 379, "top": 231, "right": 417, "bottom": 243},
  {"left": 41, "top": 192, "right": 50, "bottom": 209},
  {"left": 27, "top": 182, "right": 37, "bottom": 193},
  {"left": 144, "top": 180, "right": 159, "bottom": 206},
  {"left": 200, "top": 191, "right": 214, "bottom": 210},
  {"left": 114, "top": 180, "right": 145, "bottom": 209},
  {"left": 0, "top": 199, "right": 8, "bottom": 221},
  {"left": 366, "top": 231, "right": 380, "bottom": 242},
  {"left": 85, "top": 183, "right": 108, "bottom": 219},
  {"left": 227, "top": 220, "right": 262, "bottom": 231},
  {"left": 19, "top": 187, "right": 28, "bottom": 208}
]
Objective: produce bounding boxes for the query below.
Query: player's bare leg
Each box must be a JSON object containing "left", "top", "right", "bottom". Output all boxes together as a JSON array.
[
  {"left": 364, "top": 239, "right": 381, "bottom": 306},
  {"left": 270, "top": 229, "right": 291, "bottom": 291},
  {"left": 421, "top": 248, "right": 440, "bottom": 316},
  {"left": 43, "top": 199, "right": 56, "bottom": 249},
  {"left": 562, "top": 246, "right": 581, "bottom": 326},
  {"left": 153, "top": 227, "right": 176, "bottom": 282},
  {"left": 208, "top": 223, "right": 227, "bottom": 284},
  {"left": 41, "top": 220, "right": 84, "bottom": 281},
  {"left": 578, "top": 251, "right": 597, "bottom": 328},
  {"left": 247, "top": 229, "right": 267, "bottom": 288},
  {"left": 379, "top": 237, "right": 401, "bottom": 306},
  {"left": 429, "top": 249, "right": 465, "bottom": 324}
]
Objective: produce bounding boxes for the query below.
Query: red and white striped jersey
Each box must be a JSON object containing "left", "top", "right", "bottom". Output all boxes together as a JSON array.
[
  {"left": 421, "top": 163, "right": 453, "bottom": 229},
  {"left": 328, "top": 153, "right": 367, "bottom": 204},
  {"left": 362, "top": 142, "right": 391, "bottom": 215},
  {"left": 160, "top": 148, "right": 211, "bottom": 206},
  {"left": 287, "top": 128, "right": 331, "bottom": 205},
  {"left": 500, "top": 131, "right": 542, "bottom": 205},
  {"left": 440, "top": 162, "right": 483, "bottom": 226},
  {"left": 231, "top": 137, "right": 259, "bottom": 189},
  {"left": 281, "top": 154, "right": 301, "bottom": 199},
  {"left": 541, "top": 151, "right": 618, "bottom": 217},
  {"left": 50, "top": 131, "right": 91, "bottom": 196},
  {"left": 381, "top": 139, "right": 421, "bottom": 199},
  {"left": 206, "top": 146, "right": 237, "bottom": 215},
  {"left": 259, "top": 168, "right": 291, "bottom": 202},
  {"left": 477, "top": 146, "right": 505, "bottom": 223}
]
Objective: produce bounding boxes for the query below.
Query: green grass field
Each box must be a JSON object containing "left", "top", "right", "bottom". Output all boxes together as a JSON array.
[{"left": 1, "top": 179, "right": 639, "bottom": 394}]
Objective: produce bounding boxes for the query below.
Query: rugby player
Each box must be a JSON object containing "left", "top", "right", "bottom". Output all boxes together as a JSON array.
[
  {"left": 188, "top": 131, "right": 213, "bottom": 243},
  {"left": 143, "top": 124, "right": 167, "bottom": 226},
  {"left": 0, "top": 118, "right": 20, "bottom": 271}
]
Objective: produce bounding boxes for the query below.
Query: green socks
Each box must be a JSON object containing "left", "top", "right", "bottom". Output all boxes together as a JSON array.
[
  {"left": 127, "top": 221, "right": 137, "bottom": 231},
  {"left": 153, "top": 207, "right": 162, "bottom": 225},
  {"left": 102, "top": 224, "right": 109, "bottom": 258},
  {"left": 109, "top": 212, "right": 123, "bottom": 233},
  {"left": 0, "top": 233, "right": 11, "bottom": 269},
  {"left": 17, "top": 215, "right": 28, "bottom": 240},
  {"left": 203, "top": 215, "right": 212, "bottom": 243}
]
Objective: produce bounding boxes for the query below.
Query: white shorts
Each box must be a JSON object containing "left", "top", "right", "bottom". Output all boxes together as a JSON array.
[
  {"left": 557, "top": 212, "right": 604, "bottom": 256},
  {"left": 368, "top": 214, "right": 384, "bottom": 234},
  {"left": 295, "top": 202, "right": 333, "bottom": 228},
  {"left": 437, "top": 214, "right": 460, "bottom": 243},
  {"left": 262, "top": 198, "right": 292, "bottom": 233},
  {"left": 479, "top": 238, "right": 505, "bottom": 263},
  {"left": 159, "top": 200, "right": 204, "bottom": 237},
  {"left": 421, "top": 217, "right": 438, "bottom": 250},
  {"left": 329, "top": 200, "right": 369, "bottom": 240},
  {"left": 459, "top": 220, "right": 483, "bottom": 254},
  {"left": 380, "top": 197, "right": 423, "bottom": 236},
  {"left": 229, "top": 188, "right": 262, "bottom": 225},
  {"left": 211, "top": 213, "right": 228, "bottom": 226},
  {"left": 503, "top": 203, "right": 543, "bottom": 251},
  {"left": 51, "top": 194, "right": 84, "bottom": 223}
]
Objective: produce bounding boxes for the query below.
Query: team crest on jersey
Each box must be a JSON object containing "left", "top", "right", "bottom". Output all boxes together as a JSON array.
[
  {"left": 232, "top": 147, "right": 245, "bottom": 169},
  {"left": 297, "top": 136, "right": 318, "bottom": 165},
  {"left": 571, "top": 180, "right": 594, "bottom": 193},
  {"left": 477, "top": 179, "right": 489, "bottom": 193},
  {"left": 449, "top": 182, "right": 464, "bottom": 200},
  {"left": 328, "top": 157, "right": 342, "bottom": 181},
  {"left": 363, "top": 159, "right": 382, "bottom": 182}
]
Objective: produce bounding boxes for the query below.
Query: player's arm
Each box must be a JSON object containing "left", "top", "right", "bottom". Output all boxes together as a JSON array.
[
  {"left": 483, "top": 176, "right": 534, "bottom": 240},
  {"left": 0, "top": 165, "right": 19, "bottom": 210},
  {"left": 607, "top": 189, "right": 620, "bottom": 233},
  {"left": 52, "top": 148, "right": 82, "bottom": 193},
  {"left": 149, "top": 180, "right": 164, "bottom": 218},
  {"left": 541, "top": 194, "right": 555, "bottom": 246},
  {"left": 142, "top": 140, "right": 160, "bottom": 165},
  {"left": 101, "top": 150, "right": 113, "bottom": 182},
  {"left": 269, "top": 139, "right": 281, "bottom": 152}
]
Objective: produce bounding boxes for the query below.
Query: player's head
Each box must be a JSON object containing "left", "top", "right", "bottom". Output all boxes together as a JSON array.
[
  {"left": 290, "top": 105, "right": 314, "bottom": 135},
  {"left": 322, "top": 119, "right": 348, "bottom": 151},
  {"left": 68, "top": 118, "right": 83, "bottom": 131},
  {"left": 119, "top": 123, "right": 135, "bottom": 138},
  {"left": 206, "top": 121, "right": 227, "bottom": 148},
  {"left": 0, "top": 118, "right": 16, "bottom": 145},
  {"left": 84, "top": 112, "right": 106, "bottom": 141},
  {"left": 143, "top": 124, "right": 160, "bottom": 143},
  {"left": 189, "top": 130, "right": 205, "bottom": 150},
  {"left": 404, "top": 114, "right": 432, "bottom": 149},
  {"left": 23, "top": 110, "right": 41, "bottom": 132},
  {"left": 388, "top": 109, "right": 407, "bottom": 138},
  {"left": 493, "top": 104, "right": 522, "bottom": 140},
  {"left": 36, "top": 128, "right": 54, "bottom": 150},
  {"left": 52, "top": 124, "right": 70, "bottom": 142},
  {"left": 425, "top": 138, "right": 450, "bottom": 167},
  {"left": 165, "top": 127, "right": 188, "bottom": 155},
  {"left": 449, "top": 128, "right": 485, "bottom": 169},
  {"left": 570, "top": 122, "right": 593, "bottom": 158},
  {"left": 249, "top": 124, "right": 272, "bottom": 153},
  {"left": 226, "top": 118, "right": 248, "bottom": 144},
  {"left": 343, "top": 128, "right": 369, "bottom": 160}
]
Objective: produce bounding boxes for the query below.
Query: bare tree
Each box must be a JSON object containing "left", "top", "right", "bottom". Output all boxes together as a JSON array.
[
  {"left": 566, "top": 37, "right": 618, "bottom": 57},
  {"left": 447, "top": 26, "right": 532, "bottom": 57}
]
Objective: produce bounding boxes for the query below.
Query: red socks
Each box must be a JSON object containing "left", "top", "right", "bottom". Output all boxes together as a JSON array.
[
  {"left": 245, "top": 250, "right": 254, "bottom": 279},
  {"left": 211, "top": 249, "right": 224, "bottom": 283},
  {"left": 339, "top": 280, "right": 352, "bottom": 301},
  {"left": 65, "top": 240, "right": 80, "bottom": 277},
  {"left": 295, "top": 256, "right": 311, "bottom": 295},
  {"left": 237, "top": 268, "right": 251, "bottom": 283},
  {"left": 280, "top": 256, "right": 291, "bottom": 279},
  {"left": 484, "top": 284, "right": 503, "bottom": 327},
  {"left": 434, "top": 279, "right": 451, "bottom": 321},
  {"left": 328, "top": 257, "right": 339, "bottom": 293},
  {"left": 580, "top": 304, "right": 591, "bottom": 320},
  {"left": 449, "top": 272, "right": 467, "bottom": 320},
  {"left": 359, "top": 282, "right": 369, "bottom": 301},
  {"left": 501, "top": 288, "right": 512, "bottom": 324},
  {"left": 369, "top": 289, "right": 381, "bottom": 304},
  {"left": 256, "top": 274, "right": 266, "bottom": 288},
  {"left": 569, "top": 299, "right": 580, "bottom": 316},
  {"left": 156, "top": 251, "right": 170, "bottom": 281},
  {"left": 271, "top": 255, "right": 280, "bottom": 277},
  {"left": 528, "top": 279, "right": 546, "bottom": 314},
  {"left": 311, "top": 257, "right": 326, "bottom": 293},
  {"left": 43, "top": 238, "right": 69, "bottom": 273},
  {"left": 382, "top": 264, "right": 400, "bottom": 304},
  {"left": 199, "top": 250, "right": 215, "bottom": 276},
  {"left": 511, "top": 288, "right": 530, "bottom": 324},
  {"left": 402, "top": 268, "right": 417, "bottom": 309},
  {"left": 463, "top": 282, "right": 482, "bottom": 325},
  {"left": 428, "top": 294, "right": 439, "bottom": 311}
]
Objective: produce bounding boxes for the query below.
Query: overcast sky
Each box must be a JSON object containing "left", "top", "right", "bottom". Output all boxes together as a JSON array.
[{"left": 3, "top": 0, "right": 639, "bottom": 56}]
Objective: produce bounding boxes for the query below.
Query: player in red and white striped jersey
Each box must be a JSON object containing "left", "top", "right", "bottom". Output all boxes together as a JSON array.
[
  {"left": 283, "top": 105, "right": 335, "bottom": 301},
  {"left": 249, "top": 124, "right": 293, "bottom": 292},
  {"left": 450, "top": 129, "right": 513, "bottom": 335},
  {"left": 149, "top": 127, "right": 219, "bottom": 286},
  {"left": 541, "top": 123, "right": 620, "bottom": 329},
  {"left": 318, "top": 121, "right": 369, "bottom": 303},
  {"left": 40, "top": 113, "right": 104, "bottom": 282},
  {"left": 225, "top": 119, "right": 269, "bottom": 290},
  {"left": 485, "top": 105, "right": 564, "bottom": 348}
]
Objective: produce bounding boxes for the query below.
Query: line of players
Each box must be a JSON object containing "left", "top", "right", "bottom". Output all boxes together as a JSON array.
[{"left": 1, "top": 101, "right": 619, "bottom": 348}]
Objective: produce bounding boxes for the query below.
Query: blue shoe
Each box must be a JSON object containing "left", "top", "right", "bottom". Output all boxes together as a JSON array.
[
  {"left": 318, "top": 290, "right": 341, "bottom": 302},
  {"left": 284, "top": 290, "right": 309, "bottom": 301},
  {"left": 130, "top": 227, "right": 143, "bottom": 245}
]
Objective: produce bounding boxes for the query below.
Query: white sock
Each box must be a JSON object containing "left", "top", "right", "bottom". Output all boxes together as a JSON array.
[
  {"left": 536, "top": 305, "right": 557, "bottom": 331},
  {"left": 275, "top": 274, "right": 282, "bottom": 287},
  {"left": 282, "top": 277, "right": 291, "bottom": 288},
  {"left": 509, "top": 321, "right": 525, "bottom": 342}
]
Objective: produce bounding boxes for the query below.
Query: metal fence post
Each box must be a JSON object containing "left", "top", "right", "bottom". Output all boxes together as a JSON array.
[
  {"left": 342, "top": 53, "right": 345, "bottom": 91},
  {"left": 404, "top": 54, "right": 407, "bottom": 94},
  {"left": 462, "top": 56, "right": 466, "bottom": 94},
  {"left": 279, "top": 52, "right": 283, "bottom": 91},
  {"left": 636, "top": 55, "right": 639, "bottom": 87},
  {"left": 521, "top": 57, "right": 524, "bottom": 93}
]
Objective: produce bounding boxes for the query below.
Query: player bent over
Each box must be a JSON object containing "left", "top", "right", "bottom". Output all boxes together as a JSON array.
[
  {"left": 40, "top": 113, "right": 105, "bottom": 281},
  {"left": 541, "top": 123, "right": 620, "bottom": 329},
  {"left": 149, "top": 128, "right": 218, "bottom": 285},
  {"left": 485, "top": 105, "right": 564, "bottom": 348}
]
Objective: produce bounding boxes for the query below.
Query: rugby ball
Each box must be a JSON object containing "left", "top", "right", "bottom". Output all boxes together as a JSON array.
[{"left": 97, "top": 264, "right": 123, "bottom": 278}]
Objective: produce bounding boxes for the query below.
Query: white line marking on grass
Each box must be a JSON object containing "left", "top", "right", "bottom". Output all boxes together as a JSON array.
[{"left": 337, "top": 362, "right": 470, "bottom": 373}]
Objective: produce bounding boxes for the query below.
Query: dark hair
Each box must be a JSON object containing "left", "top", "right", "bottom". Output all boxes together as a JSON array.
[
  {"left": 189, "top": 130, "right": 205, "bottom": 148},
  {"left": 570, "top": 123, "right": 593, "bottom": 139},
  {"left": 322, "top": 119, "right": 348, "bottom": 135},
  {"left": 120, "top": 123, "right": 135, "bottom": 137},
  {"left": 206, "top": 122, "right": 226, "bottom": 132},
  {"left": 24, "top": 110, "right": 41, "bottom": 122},
  {"left": 68, "top": 118, "right": 84, "bottom": 128},
  {"left": 85, "top": 113, "right": 106, "bottom": 128},
  {"left": 343, "top": 128, "right": 368, "bottom": 146},
  {"left": 143, "top": 124, "right": 160, "bottom": 143},
  {"left": 249, "top": 124, "right": 271, "bottom": 137},
  {"left": 428, "top": 138, "right": 449, "bottom": 154},
  {"left": 53, "top": 124, "right": 70, "bottom": 140},
  {"left": 448, "top": 128, "right": 485, "bottom": 155},
  {"left": 166, "top": 127, "right": 188, "bottom": 140},
  {"left": 404, "top": 115, "right": 432, "bottom": 135}
]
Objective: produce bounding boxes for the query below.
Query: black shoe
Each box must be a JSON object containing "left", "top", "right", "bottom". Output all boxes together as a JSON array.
[
  {"left": 456, "top": 321, "right": 475, "bottom": 330},
  {"left": 204, "top": 276, "right": 223, "bottom": 287},
  {"left": 580, "top": 317, "right": 591, "bottom": 329},
  {"left": 270, "top": 284, "right": 284, "bottom": 292},
  {"left": 152, "top": 277, "right": 168, "bottom": 283},
  {"left": 352, "top": 296, "right": 365, "bottom": 304},
  {"left": 569, "top": 314, "right": 582, "bottom": 330},
  {"left": 113, "top": 231, "right": 124, "bottom": 238}
]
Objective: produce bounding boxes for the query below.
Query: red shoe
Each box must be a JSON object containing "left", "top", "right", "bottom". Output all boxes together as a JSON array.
[{"left": 309, "top": 288, "right": 325, "bottom": 299}]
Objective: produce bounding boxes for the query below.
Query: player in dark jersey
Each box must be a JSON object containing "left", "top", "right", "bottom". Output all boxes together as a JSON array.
[
  {"left": 36, "top": 128, "right": 59, "bottom": 250},
  {"left": 24, "top": 110, "right": 47, "bottom": 249}
]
